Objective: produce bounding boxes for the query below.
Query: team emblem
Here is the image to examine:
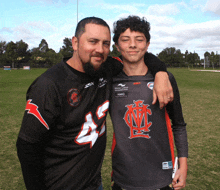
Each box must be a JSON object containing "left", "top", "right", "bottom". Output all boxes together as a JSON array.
[
  {"left": 147, "top": 82, "right": 154, "bottom": 90},
  {"left": 124, "top": 100, "right": 152, "bottom": 139},
  {"left": 67, "top": 88, "right": 81, "bottom": 107}
]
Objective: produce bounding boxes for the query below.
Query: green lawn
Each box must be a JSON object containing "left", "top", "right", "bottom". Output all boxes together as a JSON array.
[{"left": 0, "top": 68, "right": 219, "bottom": 189}]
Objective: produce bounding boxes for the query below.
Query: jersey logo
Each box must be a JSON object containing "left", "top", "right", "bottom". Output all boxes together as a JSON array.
[
  {"left": 67, "top": 88, "right": 82, "bottom": 107},
  {"left": 118, "top": 83, "right": 125, "bottom": 87},
  {"left": 84, "top": 82, "right": 94, "bottom": 88},
  {"left": 124, "top": 100, "right": 152, "bottom": 139},
  {"left": 98, "top": 78, "right": 107, "bottom": 88},
  {"left": 147, "top": 82, "right": 154, "bottom": 90},
  {"left": 25, "top": 99, "right": 49, "bottom": 130}
]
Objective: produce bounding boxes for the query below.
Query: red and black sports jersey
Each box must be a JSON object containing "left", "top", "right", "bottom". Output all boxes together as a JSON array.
[
  {"left": 18, "top": 58, "right": 117, "bottom": 190},
  {"left": 17, "top": 54, "right": 168, "bottom": 190},
  {"left": 110, "top": 71, "right": 188, "bottom": 190}
]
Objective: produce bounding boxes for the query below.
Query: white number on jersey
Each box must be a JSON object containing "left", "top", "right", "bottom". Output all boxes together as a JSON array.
[{"left": 75, "top": 101, "right": 109, "bottom": 148}]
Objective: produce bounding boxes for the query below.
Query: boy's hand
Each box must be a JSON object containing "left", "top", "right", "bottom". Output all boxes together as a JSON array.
[{"left": 153, "top": 72, "right": 173, "bottom": 109}]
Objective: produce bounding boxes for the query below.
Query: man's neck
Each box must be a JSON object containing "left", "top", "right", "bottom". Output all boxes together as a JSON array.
[
  {"left": 66, "top": 54, "right": 85, "bottom": 73},
  {"left": 122, "top": 61, "right": 148, "bottom": 76}
]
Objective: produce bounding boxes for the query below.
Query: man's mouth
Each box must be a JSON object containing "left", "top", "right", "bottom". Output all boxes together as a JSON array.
[{"left": 92, "top": 55, "right": 104, "bottom": 61}]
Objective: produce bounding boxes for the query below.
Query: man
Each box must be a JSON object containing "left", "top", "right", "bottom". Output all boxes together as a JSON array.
[
  {"left": 16, "top": 17, "right": 172, "bottom": 190},
  {"left": 110, "top": 16, "right": 188, "bottom": 190}
]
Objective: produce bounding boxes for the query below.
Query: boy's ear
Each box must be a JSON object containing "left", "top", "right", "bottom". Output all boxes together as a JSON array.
[
  {"left": 72, "top": 36, "right": 78, "bottom": 51},
  {"left": 115, "top": 43, "right": 120, "bottom": 52}
]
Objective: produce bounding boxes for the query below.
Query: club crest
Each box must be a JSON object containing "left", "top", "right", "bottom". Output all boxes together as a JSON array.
[
  {"left": 124, "top": 100, "right": 152, "bottom": 139},
  {"left": 67, "top": 88, "right": 81, "bottom": 107}
]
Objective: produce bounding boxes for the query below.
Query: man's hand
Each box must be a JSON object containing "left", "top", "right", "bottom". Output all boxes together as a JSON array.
[
  {"left": 172, "top": 157, "right": 188, "bottom": 190},
  {"left": 152, "top": 71, "right": 173, "bottom": 109}
]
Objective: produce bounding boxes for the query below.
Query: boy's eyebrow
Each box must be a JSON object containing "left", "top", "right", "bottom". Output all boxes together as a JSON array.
[{"left": 120, "top": 35, "right": 145, "bottom": 38}]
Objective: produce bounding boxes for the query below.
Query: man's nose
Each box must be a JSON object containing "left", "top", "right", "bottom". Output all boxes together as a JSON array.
[{"left": 96, "top": 43, "right": 104, "bottom": 53}]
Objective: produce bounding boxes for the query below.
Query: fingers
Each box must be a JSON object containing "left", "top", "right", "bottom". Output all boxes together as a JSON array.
[
  {"left": 153, "top": 72, "right": 174, "bottom": 109},
  {"left": 172, "top": 181, "right": 186, "bottom": 190},
  {"left": 158, "top": 96, "right": 165, "bottom": 109},
  {"left": 153, "top": 92, "right": 170, "bottom": 109},
  {"left": 167, "top": 79, "right": 174, "bottom": 102},
  {"left": 157, "top": 89, "right": 173, "bottom": 109},
  {"left": 152, "top": 89, "right": 157, "bottom": 105},
  {"left": 172, "top": 170, "right": 187, "bottom": 190}
]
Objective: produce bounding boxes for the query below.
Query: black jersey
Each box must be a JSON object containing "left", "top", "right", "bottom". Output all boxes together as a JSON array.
[
  {"left": 18, "top": 58, "right": 117, "bottom": 190},
  {"left": 110, "top": 71, "right": 188, "bottom": 190},
  {"left": 17, "top": 54, "right": 168, "bottom": 190}
]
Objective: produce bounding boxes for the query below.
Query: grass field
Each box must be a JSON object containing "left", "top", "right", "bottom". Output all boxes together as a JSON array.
[{"left": 0, "top": 68, "right": 219, "bottom": 189}]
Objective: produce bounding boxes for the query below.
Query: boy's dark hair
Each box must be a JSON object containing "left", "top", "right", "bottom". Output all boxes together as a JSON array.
[
  {"left": 75, "top": 17, "right": 110, "bottom": 38},
  {"left": 113, "top": 15, "right": 150, "bottom": 43}
]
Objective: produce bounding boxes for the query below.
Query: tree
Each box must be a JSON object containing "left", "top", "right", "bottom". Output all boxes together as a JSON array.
[
  {"left": 204, "top": 51, "right": 210, "bottom": 57},
  {"left": 0, "top": 41, "right": 7, "bottom": 67},
  {"left": 0, "top": 41, "right": 6, "bottom": 54},
  {"left": 30, "top": 47, "right": 42, "bottom": 67},
  {"left": 39, "top": 39, "right": 49, "bottom": 53},
  {"left": 59, "top": 38, "right": 73, "bottom": 58},
  {"left": 5, "top": 41, "right": 18, "bottom": 67},
  {"left": 16, "top": 40, "right": 28, "bottom": 57},
  {"left": 210, "top": 51, "right": 215, "bottom": 68},
  {"left": 109, "top": 44, "right": 121, "bottom": 57},
  {"left": 30, "top": 39, "right": 50, "bottom": 67},
  {"left": 158, "top": 47, "right": 183, "bottom": 67},
  {"left": 45, "top": 49, "right": 63, "bottom": 67},
  {"left": 15, "top": 40, "right": 30, "bottom": 67}
]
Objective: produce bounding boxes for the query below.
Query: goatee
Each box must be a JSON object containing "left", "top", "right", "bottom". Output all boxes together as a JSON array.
[{"left": 83, "top": 61, "right": 106, "bottom": 78}]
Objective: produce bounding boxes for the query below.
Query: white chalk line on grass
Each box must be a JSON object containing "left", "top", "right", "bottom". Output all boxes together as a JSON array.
[{"left": 191, "top": 70, "right": 220, "bottom": 72}]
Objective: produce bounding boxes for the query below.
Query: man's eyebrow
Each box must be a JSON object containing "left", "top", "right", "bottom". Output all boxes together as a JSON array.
[
  {"left": 88, "top": 38, "right": 99, "bottom": 40},
  {"left": 88, "top": 38, "right": 110, "bottom": 42}
]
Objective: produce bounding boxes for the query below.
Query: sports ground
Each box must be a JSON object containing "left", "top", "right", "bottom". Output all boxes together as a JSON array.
[{"left": 0, "top": 68, "right": 219, "bottom": 189}]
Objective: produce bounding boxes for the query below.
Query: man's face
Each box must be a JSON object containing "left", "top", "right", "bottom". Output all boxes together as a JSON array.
[
  {"left": 76, "top": 23, "right": 111, "bottom": 74},
  {"left": 116, "top": 28, "right": 150, "bottom": 64}
]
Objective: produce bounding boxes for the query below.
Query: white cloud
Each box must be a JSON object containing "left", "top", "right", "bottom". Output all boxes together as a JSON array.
[
  {"left": 0, "top": 21, "right": 61, "bottom": 50},
  {"left": 0, "top": 27, "right": 13, "bottom": 33},
  {"left": 204, "top": 0, "right": 220, "bottom": 15},
  {"left": 149, "top": 19, "right": 220, "bottom": 57},
  {"left": 1, "top": 0, "right": 220, "bottom": 57},
  {"left": 24, "top": 0, "right": 73, "bottom": 5},
  {"left": 147, "top": 3, "right": 180, "bottom": 15},
  {"left": 94, "top": 3, "right": 145, "bottom": 14}
]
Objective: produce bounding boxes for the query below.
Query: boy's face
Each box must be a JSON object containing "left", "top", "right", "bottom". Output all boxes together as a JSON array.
[{"left": 116, "top": 28, "right": 150, "bottom": 64}]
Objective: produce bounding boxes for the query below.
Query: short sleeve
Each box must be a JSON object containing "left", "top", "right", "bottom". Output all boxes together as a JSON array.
[{"left": 18, "top": 76, "right": 61, "bottom": 143}]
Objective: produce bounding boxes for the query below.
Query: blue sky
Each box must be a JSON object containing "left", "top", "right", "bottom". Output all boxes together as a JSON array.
[{"left": 1, "top": 0, "right": 220, "bottom": 58}]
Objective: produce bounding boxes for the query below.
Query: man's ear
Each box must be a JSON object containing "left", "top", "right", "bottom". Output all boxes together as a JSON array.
[{"left": 72, "top": 36, "right": 78, "bottom": 51}]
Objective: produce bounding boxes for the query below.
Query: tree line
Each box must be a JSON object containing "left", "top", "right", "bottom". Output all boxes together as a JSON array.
[
  {"left": 157, "top": 47, "right": 220, "bottom": 68},
  {"left": 0, "top": 38, "right": 73, "bottom": 68},
  {"left": 0, "top": 39, "right": 219, "bottom": 68}
]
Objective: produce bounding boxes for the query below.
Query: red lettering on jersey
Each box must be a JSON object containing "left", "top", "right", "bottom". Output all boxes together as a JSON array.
[
  {"left": 133, "top": 82, "right": 141, "bottom": 85},
  {"left": 25, "top": 99, "right": 49, "bottom": 130},
  {"left": 124, "top": 100, "right": 152, "bottom": 139}
]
